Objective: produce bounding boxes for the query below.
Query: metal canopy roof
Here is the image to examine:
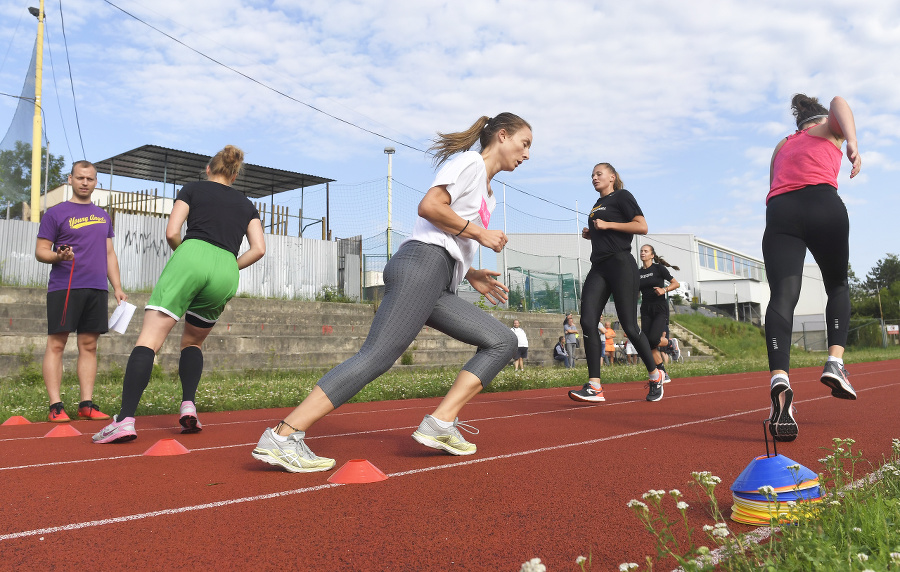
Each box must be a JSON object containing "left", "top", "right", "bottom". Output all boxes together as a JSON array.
[{"left": 93, "top": 144, "right": 334, "bottom": 198}]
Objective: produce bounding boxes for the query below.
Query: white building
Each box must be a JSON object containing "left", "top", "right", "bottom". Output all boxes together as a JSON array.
[{"left": 504, "top": 232, "right": 828, "bottom": 330}]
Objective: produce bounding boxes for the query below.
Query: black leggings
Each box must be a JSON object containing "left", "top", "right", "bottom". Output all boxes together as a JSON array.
[
  {"left": 762, "top": 185, "right": 850, "bottom": 372},
  {"left": 641, "top": 304, "right": 668, "bottom": 352},
  {"left": 580, "top": 251, "right": 656, "bottom": 379}
]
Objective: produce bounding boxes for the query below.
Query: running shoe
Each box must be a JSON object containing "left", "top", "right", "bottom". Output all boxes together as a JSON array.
[
  {"left": 661, "top": 371, "right": 672, "bottom": 384},
  {"left": 820, "top": 361, "right": 857, "bottom": 400},
  {"left": 768, "top": 377, "right": 797, "bottom": 442},
  {"left": 179, "top": 401, "right": 203, "bottom": 434},
  {"left": 568, "top": 383, "right": 605, "bottom": 402},
  {"left": 251, "top": 428, "right": 335, "bottom": 473},
  {"left": 411, "top": 415, "right": 478, "bottom": 456},
  {"left": 646, "top": 380, "right": 664, "bottom": 402},
  {"left": 92, "top": 415, "right": 137, "bottom": 444},
  {"left": 77, "top": 401, "right": 110, "bottom": 420},
  {"left": 48, "top": 402, "right": 70, "bottom": 423}
]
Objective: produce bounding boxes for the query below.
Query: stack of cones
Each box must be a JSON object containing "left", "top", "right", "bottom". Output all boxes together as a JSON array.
[{"left": 730, "top": 453, "right": 822, "bottom": 525}]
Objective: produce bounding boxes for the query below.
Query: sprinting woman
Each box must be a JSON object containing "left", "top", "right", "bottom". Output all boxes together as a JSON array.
[
  {"left": 765, "top": 94, "right": 861, "bottom": 442},
  {"left": 638, "top": 244, "right": 680, "bottom": 382},
  {"left": 93, "top": 145, "right": 266, "bottom": 443},
  {"left": 568, "top": 163, "right": 665, "bottom": 403},
  {"left": 251, "top": 113, "right": 532, "bottom": 472}
]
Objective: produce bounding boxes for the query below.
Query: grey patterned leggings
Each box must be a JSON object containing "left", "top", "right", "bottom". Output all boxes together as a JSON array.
[{"left": 317, "top": 240, "right": 518, "bottom": 408}]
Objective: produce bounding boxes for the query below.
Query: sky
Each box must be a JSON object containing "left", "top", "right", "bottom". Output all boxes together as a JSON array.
[{"left": 1, "top": 0, "right": 898, "bottom": 278}]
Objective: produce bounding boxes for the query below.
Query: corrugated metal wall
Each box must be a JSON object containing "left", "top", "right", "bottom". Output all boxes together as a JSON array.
[
  {"left": 0, "top": 220, "right": 47, "bottom": 287},
  {"left": 0, "top": 217, "right": 340, "bottom": 298}
]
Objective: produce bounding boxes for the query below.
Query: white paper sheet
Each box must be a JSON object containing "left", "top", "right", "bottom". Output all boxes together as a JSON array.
[{"left": 108, "top": 302, "right": 136, "bottom": 334}]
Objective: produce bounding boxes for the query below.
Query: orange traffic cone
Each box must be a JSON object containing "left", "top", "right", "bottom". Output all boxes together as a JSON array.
[
  {"left": 143, "top": 438, "right": 190, "bottom": 456},
  {"left": 44, "top": 424, "right": 83, "bottom": 437},
  {"left": 327, "top": 459, "right": 388, "bottom": 484}
]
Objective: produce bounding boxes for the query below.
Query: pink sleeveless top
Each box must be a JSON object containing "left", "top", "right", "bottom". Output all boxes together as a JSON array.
[{"left": 767, "top": 127, "right": 842, "bottom": 204}]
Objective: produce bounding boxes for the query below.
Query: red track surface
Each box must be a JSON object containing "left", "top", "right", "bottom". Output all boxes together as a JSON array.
[{"left": 1, "top": 360, "right": 898, "bottom": 571}]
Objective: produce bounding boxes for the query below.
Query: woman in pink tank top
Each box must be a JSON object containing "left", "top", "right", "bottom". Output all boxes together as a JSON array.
[{"left": 763, "top": 94, "right": 861, "bottom": 443}]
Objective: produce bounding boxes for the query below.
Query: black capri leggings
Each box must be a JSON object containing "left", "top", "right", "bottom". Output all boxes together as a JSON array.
[
  {"left": 580, "top": 251, "right": 656, "bottom": 379},
  {"left": 762, "top": 185, "right": 850, "bottom": 372},
  {"left": 640, "top": 303, "right": 668, "bottom": 352}
]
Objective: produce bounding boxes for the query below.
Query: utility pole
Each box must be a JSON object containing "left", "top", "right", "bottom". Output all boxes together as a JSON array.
[
  {"left": 384, "top": 147, "right": 395, "bottom": 260},
  {"left": 29, "top": 2, "right": 45, "bottom": 222}
]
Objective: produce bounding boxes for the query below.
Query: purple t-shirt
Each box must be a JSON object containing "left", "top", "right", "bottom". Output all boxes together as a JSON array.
[{"left": 37, "top": 201, "right": 114, "bottom": 292}]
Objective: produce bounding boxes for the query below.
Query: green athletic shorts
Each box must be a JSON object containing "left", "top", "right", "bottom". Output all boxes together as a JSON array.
[{"left": 146, "top": 239, "right": 239, "bottom": 326}]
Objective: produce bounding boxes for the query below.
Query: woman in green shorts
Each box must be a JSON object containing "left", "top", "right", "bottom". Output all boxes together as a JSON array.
[{"left": 94, "top": 145, "right": 266, "bottom": 443}]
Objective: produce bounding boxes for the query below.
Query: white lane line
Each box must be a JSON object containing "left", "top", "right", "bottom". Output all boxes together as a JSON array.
[
  {"left": 2, "top": 381, "right": 897, "bottom": 472},
  {"left": 2, "top": 364, "right": 893, "bottom": 446},
  {"left": 0, "top": 388, "right": 884, "bottom": 543},
  {"left": 0, "top": 406, "right": 762, "bottom": 542}
]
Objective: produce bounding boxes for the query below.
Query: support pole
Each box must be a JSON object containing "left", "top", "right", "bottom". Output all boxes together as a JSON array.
[{"left": 29, "top": 0, "right": 45, "bottom": 222}]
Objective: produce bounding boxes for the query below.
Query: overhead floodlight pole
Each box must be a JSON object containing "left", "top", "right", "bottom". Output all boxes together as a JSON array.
[
  {"left": 29, "top": 2, "right": 45, "bottom": 222},
  {"left": 384, "top": 147, "right": 395, "bottom": 260}
]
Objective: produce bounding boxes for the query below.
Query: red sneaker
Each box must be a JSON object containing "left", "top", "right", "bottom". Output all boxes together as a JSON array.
[
  {"left": 78, "top": 402, "right": 111, "bottom": 420},
  {"left": 48, "top": 402, "right": 71, "bottom": 423}
]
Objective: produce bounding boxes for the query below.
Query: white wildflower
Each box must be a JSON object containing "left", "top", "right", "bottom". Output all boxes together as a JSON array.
[
  {"left": 786, "top": 464, "right": 800, "bottom": 471},
  {"left": 702, "top": 525, "right": 714, "bottom": 532},
  {"left": 669, "top": 489, "right": 682, "bottom": 497},
  {"left": 889, "top": 553, "right": 900, "bottom": 562},
  {"left": 676, "top": 501, "right": 689, "bottom": 510},
  {"left": 618, "top": 564, "right": 638, "bottom": 571},
  {"left": 520, "top": 557, "right": 546, "bottom": 572},
  {"left": 575, "top": 556, "right": 586, "bottom": 565},
  {"left": 757, "top": 485, "right": 777, "bottom": 498},
  {"left": 829, "top": 500, "right": 841, "bottom": 506},
  {"left": 627, "top": 499, "right": 648, "bottom": 511},
  {"left": 856, "top": 553, "right": 869, "bottom": 562},
  {"left": 714, "top": 522, "right": 727, "bottom": 528},
  {"left": 712, "top": 528, "right": 730, "bottom": 538},
  {"left": 852, "top": 527, "right": 862, "bottom": 533}
]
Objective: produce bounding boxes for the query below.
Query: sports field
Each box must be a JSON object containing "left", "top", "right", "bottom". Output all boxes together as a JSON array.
[{"left": 1, "top": 360, "right": 897, "bottom": 570}]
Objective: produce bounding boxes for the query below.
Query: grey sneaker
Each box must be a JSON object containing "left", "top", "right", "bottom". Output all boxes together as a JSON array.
[
  {"left": 661, "top": 371, "right": 672, "bottom": 384},
  {"left": 411, "top": 415, "right": 478, "bottom": 456},
  {"left": 251, "top": 428, "right": 335, "bottom": 473},
  {"left": 769, "top": 376, "right": 797, "bottom": 442},
  {"left": 820, "top": 361, "right": 857, "bottom": 400},
  {"left": 646, "top": 380, "right": 663, "bottom": 402}
]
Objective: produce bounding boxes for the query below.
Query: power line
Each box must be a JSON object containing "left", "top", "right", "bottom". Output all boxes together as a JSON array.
[
  {"left": 101, "top": 0, "right": 428, "bottom": 155},
  {"left": 41, "top": 23, "right": 75, "bottom": 161},
  {"left": 58, "top": 0, "right": 86, "bottom": 159}
]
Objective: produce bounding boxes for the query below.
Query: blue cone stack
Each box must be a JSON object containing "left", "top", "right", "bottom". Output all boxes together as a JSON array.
[{"left": 730, "top": 453, "right": 822, "bottom": 525}]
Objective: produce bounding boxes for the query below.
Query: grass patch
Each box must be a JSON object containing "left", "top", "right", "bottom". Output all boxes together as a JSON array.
[
  {"left": 672, "top": 314, "right": 767, "bottom": 358},
  {"left": 2, "top": 346, "right": 899, "bottom": 422},
  {"left": 598, "top": 438, "right": 900, "bottom": 571}
]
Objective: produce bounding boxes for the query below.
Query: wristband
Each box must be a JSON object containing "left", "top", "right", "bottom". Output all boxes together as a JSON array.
[{"left": 455, "top": 220, "right": 469, "bottom": 237}]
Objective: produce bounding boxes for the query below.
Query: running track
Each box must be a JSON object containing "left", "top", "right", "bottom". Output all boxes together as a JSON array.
[{"left": 1, "top": 360, "right": 898, "bottom": 570}]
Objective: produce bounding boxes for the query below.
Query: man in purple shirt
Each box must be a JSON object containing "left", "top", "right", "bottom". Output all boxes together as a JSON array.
[{"left": 35, "top": 161, "right": 127, "bottom": 422}]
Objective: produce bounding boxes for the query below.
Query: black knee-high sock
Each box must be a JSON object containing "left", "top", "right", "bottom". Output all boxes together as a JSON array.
[
  {"left": 657, "top": 362, "right": 666, "bottom": 372},
  {"left": 179, "top": 346, "right": 203, "bottom": 402},
  {"left": 118, "top": 346, "right": 156, "bottom": 419}
]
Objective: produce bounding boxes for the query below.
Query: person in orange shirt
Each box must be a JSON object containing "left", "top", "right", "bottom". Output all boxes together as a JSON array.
[{"left": 604, "top": 322, "right": 616, "bottom": 365}]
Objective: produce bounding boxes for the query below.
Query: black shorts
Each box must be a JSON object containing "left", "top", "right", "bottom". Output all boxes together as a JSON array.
[
  {"left": 47, "top": 288, "right": 109, "bottom": 335},
  {"left": 516, "top": 347, "right": 528, "bottom": 359}
]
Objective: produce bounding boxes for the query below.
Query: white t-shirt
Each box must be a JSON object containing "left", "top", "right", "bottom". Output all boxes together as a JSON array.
[
  {"left": 401, "top": 151, "right": 496, "bottom": 291},
  {"left": 511, "top": 327, "right": 528, "bottom": 348}
]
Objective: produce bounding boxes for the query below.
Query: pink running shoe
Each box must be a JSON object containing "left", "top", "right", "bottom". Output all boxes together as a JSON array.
[
  {"left": 92, "top": 416, "right": 137, "bottom": 444},
  {"left": 179, "top": 401, "right": 203, "bottom": 434}
]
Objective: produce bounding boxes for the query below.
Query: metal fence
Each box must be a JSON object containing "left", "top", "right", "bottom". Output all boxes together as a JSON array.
[{"left": 0, "top": 216, "right": 349, "bottom": 299}]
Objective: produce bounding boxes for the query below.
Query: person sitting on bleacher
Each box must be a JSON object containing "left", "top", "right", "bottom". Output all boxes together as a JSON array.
[{"left": 553, "top": 336, "right": 570, "bottom": 366}]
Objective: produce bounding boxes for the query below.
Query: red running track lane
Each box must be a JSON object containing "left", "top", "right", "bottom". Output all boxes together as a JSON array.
[{"left": 1, "top": 360, "right": 898, "bottom": 570}]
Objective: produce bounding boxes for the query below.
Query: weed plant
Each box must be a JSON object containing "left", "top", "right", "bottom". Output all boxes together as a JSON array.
[{"left": 585, "top": 437, "right": 900, "bottom": 571}]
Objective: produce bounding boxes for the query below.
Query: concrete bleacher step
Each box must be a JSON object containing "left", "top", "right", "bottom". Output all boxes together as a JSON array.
[{"left": 1, "top": 286, "right": 567, "bottom": 376}]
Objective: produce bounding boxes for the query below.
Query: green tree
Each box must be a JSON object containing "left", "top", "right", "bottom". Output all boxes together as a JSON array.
[
  {"left": 864, "top": 253, "right": 900, "bottom": 292},
  {"left": 0, "top": 141, "right": 66, "bottom": 218}
]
